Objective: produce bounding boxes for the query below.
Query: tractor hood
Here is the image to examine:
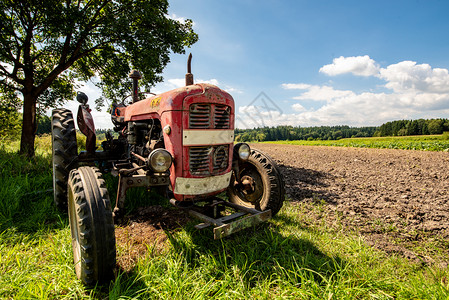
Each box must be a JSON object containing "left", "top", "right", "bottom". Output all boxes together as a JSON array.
[{"left": 118, "top": 83, "right": 230, "bottom": 121}]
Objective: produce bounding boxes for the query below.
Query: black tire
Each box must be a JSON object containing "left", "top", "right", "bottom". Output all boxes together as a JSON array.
[
  {"left": 227, "top": 148, "right": 285, "bottom": 216},
  {"left": 52, "top": 108, "right": 77, "bottom": 211},
  {"left": 68, "top": 166, "right": 116, "bottom": 285}
]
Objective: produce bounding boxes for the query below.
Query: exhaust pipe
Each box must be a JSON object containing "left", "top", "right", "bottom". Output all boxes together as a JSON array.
[
  {"left": 185, "top": 53, "right": 194, "bottom": 86},
  {"left": 129, "top": 70, "right": 142, "bottom": 103}
]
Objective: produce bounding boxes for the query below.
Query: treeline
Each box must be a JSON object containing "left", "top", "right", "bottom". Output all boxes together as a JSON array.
[
  {"left": 235, "top": 125, "right": 378, "bottom": 142},
  {"left": 28, "top": 116, "right": 449, "bottom": 142},
  {"left": 374, "top": 119, "right": 449, "bottom": 137}
]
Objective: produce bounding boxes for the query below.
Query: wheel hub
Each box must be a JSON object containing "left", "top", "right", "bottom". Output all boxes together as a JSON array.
[{"left": 236, "top": 168, "right": 264, "bottom": 204}]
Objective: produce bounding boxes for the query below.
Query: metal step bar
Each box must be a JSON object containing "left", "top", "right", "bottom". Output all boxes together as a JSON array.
[{"left": 170, "top": 199, "right": 272, "bottom": 239}]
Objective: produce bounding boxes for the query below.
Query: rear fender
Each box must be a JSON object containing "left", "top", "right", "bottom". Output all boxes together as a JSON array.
[{"left": 77, "top": 105, "right": 96, "bottom": 154}]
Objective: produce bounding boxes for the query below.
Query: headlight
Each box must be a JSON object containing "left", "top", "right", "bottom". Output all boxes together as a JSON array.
[
  {"left": 235, "top": 143, "right": 251, "bottom": 160},
  {"left": 147, "top": 149, "right": 173, "bottom": 172}
]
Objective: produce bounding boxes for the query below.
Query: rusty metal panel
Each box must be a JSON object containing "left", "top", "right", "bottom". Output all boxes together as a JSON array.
[{"left": 77, "top": 105, "right": 96, "bottom": 154}]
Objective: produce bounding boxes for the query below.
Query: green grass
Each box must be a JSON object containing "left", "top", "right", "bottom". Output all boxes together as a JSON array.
[
  {"left": 0, "top": 135, "right": 448, "bottom": 299},
  {"left": 262, "top": 134, "right": 449, "bottom": 151}
]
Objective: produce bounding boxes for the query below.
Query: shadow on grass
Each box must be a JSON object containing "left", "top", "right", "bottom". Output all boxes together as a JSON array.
[
  {"left": 167, "top": 214, "right": 346, "bottom": 292},
  {"left": 86, "top": 268, "right": 149, "bottom": 300},
  {"left": 99, "top": 211, "right": 347, "bottom": 298}
]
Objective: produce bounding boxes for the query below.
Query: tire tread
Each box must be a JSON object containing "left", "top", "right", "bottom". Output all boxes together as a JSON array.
[
  {"left": 52, "top": 108, "right": 77, "bottom": 211},
  {"left": 68, "top": 167, "right": 116, "bottom": 286}
]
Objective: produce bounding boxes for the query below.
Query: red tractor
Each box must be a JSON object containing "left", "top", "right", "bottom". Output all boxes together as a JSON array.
[{"left": 51, "top": 55, "right": 285, "bottom": 285}]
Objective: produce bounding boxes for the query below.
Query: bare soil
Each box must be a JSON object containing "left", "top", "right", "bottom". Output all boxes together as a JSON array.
[
  {"left": 115, "top": 205, "right": 190, "bottom": 271},
  {"left": 253, "top": 143, "right": 449, "bottom": 264}
]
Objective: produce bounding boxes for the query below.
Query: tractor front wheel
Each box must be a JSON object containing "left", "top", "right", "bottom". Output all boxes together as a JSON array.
[
  {"left": 68, "top": 166, "right": 116, "bottom": 285},
  {"left": 227, "top": 149, "right": 285, "bottom": 216}
]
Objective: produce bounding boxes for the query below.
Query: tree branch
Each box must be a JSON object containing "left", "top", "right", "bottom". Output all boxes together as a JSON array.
[
  {"left": 0, "top": 42, "right": 19, "bottom": 64},
  {"left": 32, "top": 1, "right": 118, "bottom": 98},
  {"left": 82, "top": 0, "right": 112, "bottom": 36},
  {"left": 62, "top": 0, "right": 73, "bottom": 48},
  {"left": 81, "top": 0, "right": 101, "bottom": 14},
  {"left": 13, "top": 2, "right": 30, "bottom": 36},
  {"left": 1, "top": 9, "right": 24, "bottom": 63},
  {"left": 0, "top": 61, "right": 24, "bottom": 85},
  {"left": 34, "top": 38, "right": 113, "bottom": 97},
  {"left": 65, "top": 1, "right": 114, "bottom": 64},
  {"left": 0, "top": 64, "right": 15, "bottom": 78},
  {"left": 0, "top": 64, "right": 11, "bottom": 76},
  {"left": 0, "top": 79, "right": 22, "bottom": 92},
  {"left": 58, "top": 30, "right": 73, "bottom": 65}
]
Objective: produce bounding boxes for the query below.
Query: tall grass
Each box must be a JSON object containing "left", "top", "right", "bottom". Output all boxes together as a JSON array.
[{"left": 0, "top": 135, "right": 447, "bottom": 299}]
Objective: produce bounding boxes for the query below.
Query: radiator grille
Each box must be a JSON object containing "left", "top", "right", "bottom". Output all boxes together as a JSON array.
[
  {"left": 189, "top": 104, "right": 230, "bottom": 129},
  {"left": 214, "top": 105, "right": 231, "bottom": 129},
  {"left": 189, "top": 104, "right": 211, "bottom": 128},
  {"left": 189, "top": 145, "right": 229, "bottom": 176},
  {"left": 213, "top": 146, "right": 228, "bottom": 172},
  {"left": 189, "top": 147, "right": 210, "bottom": 175}
]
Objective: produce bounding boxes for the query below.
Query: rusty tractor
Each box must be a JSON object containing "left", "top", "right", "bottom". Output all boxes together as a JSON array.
[{"left": 51, "top": 55, "right": 285, "bottom": 285}]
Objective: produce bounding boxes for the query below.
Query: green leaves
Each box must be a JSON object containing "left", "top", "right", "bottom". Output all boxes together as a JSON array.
[{"left": 0, "top": 0, "right": 198, "bottom": 105}]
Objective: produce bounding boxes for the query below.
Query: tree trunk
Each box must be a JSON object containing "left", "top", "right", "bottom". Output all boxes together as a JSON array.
[{"left": 20, "top": 92, "right": 37, "bottom": 157}]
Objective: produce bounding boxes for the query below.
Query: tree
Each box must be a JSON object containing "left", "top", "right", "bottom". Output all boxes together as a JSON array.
[
  {"left": 0, "top": 0, "right": 197, "bottom": 157},
  {"left": 427, "top": 119, "right": 444, "bottom": 135},
  {"left": 407, "top": 120, "right": 419, "bottom": 136},
  {"left": 36, "top": 114, "right": 51, "bottom": 135},
  {"left": 0, "top": 86, "right": 22, "bottom": 136},
  {"left": 397, "top": 128, "right": 407, "bottom": 136},
  {"left": 255, "top": 132, "right": 266, "bottom": 142}
]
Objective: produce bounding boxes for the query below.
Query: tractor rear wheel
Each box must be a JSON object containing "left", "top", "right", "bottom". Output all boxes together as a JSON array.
[
  {"left": 68, "top": 166, "right": 116, "bottom": 286},
  {"left": 227, "top": 149, "right": 285, "bottom": 216},
  {"left": 51, "top": 108, "right": 77, "bottom": 211}
]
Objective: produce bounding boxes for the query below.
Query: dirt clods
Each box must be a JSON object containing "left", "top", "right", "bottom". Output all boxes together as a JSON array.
[{"left": 253, "top": 144, "right": 449, "bottom": 263}]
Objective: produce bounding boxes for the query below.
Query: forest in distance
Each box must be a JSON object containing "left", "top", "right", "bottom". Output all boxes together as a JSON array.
[{"left": 234, "top": 118, "right": 449, "bottom": 142}]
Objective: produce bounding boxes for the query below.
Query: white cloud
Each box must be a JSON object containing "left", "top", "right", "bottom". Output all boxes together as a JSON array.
[
  {"left": 237, "top": 105, "right": 285, "bottom": 128},
  {"left": 281, "top": 83, "right": 312, "bottom": 90},
  {"left": 169, "top": 14, "right": 196, "bottom": 27},
  {"left": 166, "top": 78, "right": 186, "bottom": 88},
  {"left": 0, "top": 63, "right": 13, "bottom": 73},
  {"left": 237, "top": 91, "right": 414, "bottom": 128},
  {"left": 53, "top": 55, "right": 449, "bottom": 130},
  {"left": 154, "top": 77, "right": 241, "bottom": 95},
  {"left": 224, "top": 86, "right": 243, "bottom": 94},
  {"left": 165, "top": 78, "right": 220, "bottom": 89},
  {"left": 75, "top": 80, "right": 102, "bottom": 100},
  {"left": 291, "top": 85, "right": 355, "bottom": 102},
  {"left": 202, "top": 78, "right": 220, "bottom": 86},
  {"left": 320, "top": 55, "right": 380, "bottom": 77},
  {"left": 292, "top": 103, "right": 306, "bottom": 112},
  {"left": 236, "top": 56, "right": 449, "bottom": 128},
  {"left": 379, "top": 61, "right": 449, "bottom": 93}
]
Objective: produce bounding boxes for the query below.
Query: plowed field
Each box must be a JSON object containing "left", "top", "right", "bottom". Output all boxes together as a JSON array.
[{"left": 254, "top": 143, "right": 449, "bottom": 264}]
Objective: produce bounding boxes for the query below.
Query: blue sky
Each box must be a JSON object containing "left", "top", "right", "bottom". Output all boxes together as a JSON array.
[{"left": 72, "top": 0, "right": 449, "bottom": 129}]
